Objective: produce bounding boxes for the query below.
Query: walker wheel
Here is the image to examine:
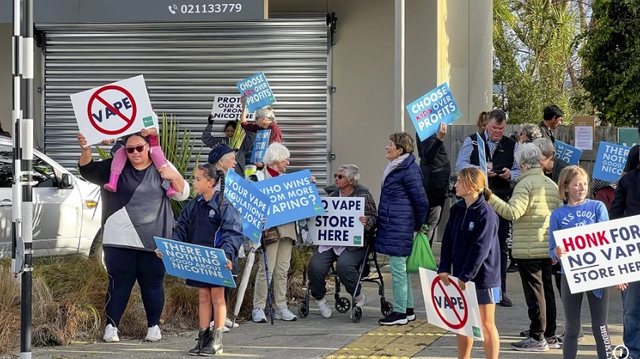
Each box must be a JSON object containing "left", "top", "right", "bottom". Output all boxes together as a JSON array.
[
  {"left": 381, "top": 300, "right": 393, "bottom": 317},
  {"left": 335, "top": 297, "right": 351, "bottom": 313},
  {"left": 351, "top": 306, "right": 363, "bottom": 323},
  {"left": 298, "top": 301, "right": 309, "bottom": 318}
]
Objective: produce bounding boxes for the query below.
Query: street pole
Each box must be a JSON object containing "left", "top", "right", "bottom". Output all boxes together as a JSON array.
[{"left": 12, "top": 0, "right": 35, "bottom": 358}]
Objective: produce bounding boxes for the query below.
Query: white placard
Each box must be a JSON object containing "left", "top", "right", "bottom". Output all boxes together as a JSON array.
[
  {"left": 419, "top": 268, "right": 483, "bottom": 340},
  {"left": 71, "top": 75, "right": 155, "bottom": 145},
  {"left": 575, "top": 125, "right": 594, "bottom": 150},
  {"left": 210, "top": 95, "right": 254, "bottom": 121},
  {"left": 554, "top": 214, "right": 640, "bottom": 294},
  {"left": 309, "top": 197, "right": 365, "bottom": 247}
]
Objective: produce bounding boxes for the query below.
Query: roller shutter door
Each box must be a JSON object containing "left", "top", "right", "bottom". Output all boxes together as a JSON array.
[{"left": 39, "top": 16, "right": 330, "bottom": 186}]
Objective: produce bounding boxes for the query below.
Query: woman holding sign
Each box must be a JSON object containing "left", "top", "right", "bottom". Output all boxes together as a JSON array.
[
  {"left": 374, "top": 132, "right": 428, "bottom": 326},
  {"left": 438, "top": 167, "right": 501, "bottom": 359},
  {"left": 77, "top": 132, "right": 189, "bottom": 343},
  {"left": 549, "top": 166, "right": 614, "bottom": 359}
]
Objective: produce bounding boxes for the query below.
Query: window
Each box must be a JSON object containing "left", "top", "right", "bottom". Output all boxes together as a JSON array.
[{"left": 0, "top": 145, "right": 57, "bottom": 188}]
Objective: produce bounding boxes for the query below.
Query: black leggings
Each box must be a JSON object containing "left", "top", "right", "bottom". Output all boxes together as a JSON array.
[
  {"left": 104, "top": 247, "right": 166, "bottom": 327},
  {"left": 560, "top": 275, "right": 612, "bottom": 359}
]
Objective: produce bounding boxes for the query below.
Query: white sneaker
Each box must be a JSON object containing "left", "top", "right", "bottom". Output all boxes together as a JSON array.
[
  {"left": 145, "top": 325, "right": 162, "bottom": 342},
  {"left": 224, "top": 317, "right": 239, "bottom": 328},
  {"left": 252, "top": 308, "right": 267, "bottom": 323},
  {"left": 354, "top": 293, "right": 366, "bottom": 308},
  {"left": 317, "top": 298, "right": 332, "bottom": 318},
  {"left": 103, "top": 324, "right": 119, "bottom": 343},
  {"left": 274, "top": 307, "right": 297, "bottom": 321}
]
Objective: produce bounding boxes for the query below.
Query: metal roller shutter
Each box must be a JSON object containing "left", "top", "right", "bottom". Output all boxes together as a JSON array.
[{"left": 39, "top": 16, "right": 330, "bottom": 187}]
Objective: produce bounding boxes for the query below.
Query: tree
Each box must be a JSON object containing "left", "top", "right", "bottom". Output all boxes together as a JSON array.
[
  {"left": 580, "top": 0, "right": 640, "bottom": 126},
  {"left": 493, "top": 0, "right": 584, "bottom": 124}
]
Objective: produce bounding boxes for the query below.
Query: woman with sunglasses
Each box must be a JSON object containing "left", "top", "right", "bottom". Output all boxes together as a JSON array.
[
  {"left": 77, "top": 132, "right": 189, "bottom": 344},
  {"left": 306, "top": 164, "right": 377, "bottom": 318}
]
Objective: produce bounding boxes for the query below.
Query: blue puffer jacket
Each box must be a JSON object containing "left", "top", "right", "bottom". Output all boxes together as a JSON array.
[{"left": 374, "top": 154, "right": 429, "bottom": 257}]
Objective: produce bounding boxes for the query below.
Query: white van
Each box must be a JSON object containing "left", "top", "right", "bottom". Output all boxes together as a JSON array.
[{"left": 0, "top": 137, "right": 102, "bottom": 258}]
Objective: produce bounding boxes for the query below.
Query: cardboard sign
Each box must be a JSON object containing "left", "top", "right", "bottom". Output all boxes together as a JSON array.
[
  {"left": 419, "top": 269, "right": 483, "bottom": 340},
  {"left": 71, "top": 75, "right": 155, "bottom": 145},
  {"left": 154, "top": 237, "right": 236, "bottom": 288},
  {"left": 553, "top": 214, "right": 640, "bottom": 293},
  {"left": 593, "top": 142, "right": 630, "bottom": 182},
  {"left": 210, "top": 95, "right": 254, "bottom": 121},
  {"left": 253, "top": 169, "right": 324, "bottom": 228},
  {"left": 476, "top": 133, "right": 488, "bottom": 187},
  {"left": 236, "top": 72, "right": 276, "bottom": 113},
  {"left": 250, "top": 129, "right": 271, "bottom": 163},
  {"left": 573, "top": 116, "right": 595, "bottom": 151},
  {"left": 309, "top": 197, "right": 365, "bottom": 247},
  {"left": 223, "top": 170, "right": 270, "bottom": 245},
  {"left": 555, "top": 140, "right": 583, "bottom": 165},
  {"left": 406, "top": 83, "right": 461, "bottom": 141},
  {"left": 618, "top": 127, "right": 639, "bottom": 148}
]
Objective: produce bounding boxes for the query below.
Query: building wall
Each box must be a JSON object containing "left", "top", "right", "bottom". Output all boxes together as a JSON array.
[{"left": 0, "top": 0, "right": 491, "bottom": 200}]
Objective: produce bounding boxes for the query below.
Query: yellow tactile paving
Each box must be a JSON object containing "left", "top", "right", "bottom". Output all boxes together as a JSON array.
[{"left": 326, "top": 320, "right": 446, "bottom": 359}]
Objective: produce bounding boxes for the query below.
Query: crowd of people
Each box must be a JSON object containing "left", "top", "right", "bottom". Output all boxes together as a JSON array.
[{"left": 75, "top": 99, "right": 640, "bottom": 359}]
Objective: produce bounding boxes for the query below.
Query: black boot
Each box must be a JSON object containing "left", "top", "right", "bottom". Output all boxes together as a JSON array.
[
  {"left": 199, "top": 328, "right": 216, "bottom": 356},
  {"left": 201, "top": 328, "right": 223, "bottom": 355},
  {"left": 188, "top": 328, "right": 210, "bottom": 356}
]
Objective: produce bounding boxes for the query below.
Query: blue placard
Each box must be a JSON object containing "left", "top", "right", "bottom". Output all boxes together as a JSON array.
[
  {"left": 236, "top": 72, "right": 276, "bottom": 113},
  {"left": 476, "top": 133, "right": 488, "bottom": 187},
  {"left": 224, "top": 170, "right": 269, "bottom": 244},
  {"left": 253, "top": 169, "right": 324, "bottom": 228},
  {"left": 406, "top": 83, "right": 461, "bottom": 141},
  {"left": 250, "top": 129, "right": 271, "bottom": 163},
  {"left": 154, "top": 237, "right": 236, "bottom": 288},
  {"left": 593, "top": 142, "right": 630, "bottom": 182},
  {"left": 554, "top": 140, "right": 583, "bottom": 165}
]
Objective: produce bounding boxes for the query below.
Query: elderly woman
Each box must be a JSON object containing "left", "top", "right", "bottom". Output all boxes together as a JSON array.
[
  {"left": 77, "top": 132, "right": 189, "bottom": 343},
  {"left": 240, "top": 103, "right": 282, "bottom": 145},
  {"left": 307, "top": 164, "right": 377, "bottom": 318},
  {"left": 486, "top": 142, "right": 562, "bottom": 351},
  {"left": 208, "top": 143, "right": 237, "bottom": 175},
  {"left": 533, "top": 137, "right": 568, "bottom": 184},
  {"left": 375, "top": 132, "right": 428, "bottom": 326},
  {"left": 519, "top": 123, "right": 543, "bottom": 143},
  {"left": 251, "top": 142, "right": 298, "bottom": 322}
]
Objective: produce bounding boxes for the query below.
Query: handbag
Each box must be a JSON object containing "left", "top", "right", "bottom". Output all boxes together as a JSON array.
[
  {"left": 262, "top": 227, "right": 280, "bottom": 246},
  {"left": 406, "top": 231, "right": 437, "bottom": 273}
]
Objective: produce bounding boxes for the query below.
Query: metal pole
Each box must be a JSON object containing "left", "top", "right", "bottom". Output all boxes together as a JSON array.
[
  {"left": 394, "top": 0, "right": 405, "bottom": 133},
  {"left": 12, "top": 0, "right": 35, "bottom": 357}
]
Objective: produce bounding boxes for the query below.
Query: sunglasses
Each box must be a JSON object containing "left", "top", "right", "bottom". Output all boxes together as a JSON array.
[
  {"left": 333, "top": 174, "right": 345, "bottom": 179},
  {"left": 126, "top": 144, "right": 147, "bottom": 154}
]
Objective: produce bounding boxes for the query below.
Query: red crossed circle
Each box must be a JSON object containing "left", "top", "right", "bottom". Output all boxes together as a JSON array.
[
  {"left": 87, "top": 85, "right": 137, "bottom": 136},
  {"left": 431, "top": 276, "right": 469, "bottom": 330}
]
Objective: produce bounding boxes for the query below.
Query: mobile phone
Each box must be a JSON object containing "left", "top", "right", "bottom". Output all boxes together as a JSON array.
[{"left": 493, "top": 168, "right": 505, "bottom": 174}]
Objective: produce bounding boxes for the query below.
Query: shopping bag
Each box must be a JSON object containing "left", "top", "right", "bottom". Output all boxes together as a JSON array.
[{"left": 406, "top": 231, "right": 437, "bottom": 273}]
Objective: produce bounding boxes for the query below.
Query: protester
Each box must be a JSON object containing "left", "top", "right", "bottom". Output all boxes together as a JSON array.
[
  {"left": 456, "top": 109, "right": 520, "bottom": 307},
  {"left": 486, "top": 143, "right": 561, "bottom": 351},
  {"left": 610, "top": 152, "right": 640, "bottom": 359},
  {"left": 416, "top": 123, "right": 450, "bottom": 245},
  {"left": 240, "top": 97, "right": 282, "bottom": 145},
  {"left": 202, "top": 118, "right": 254, "bottom": 175},
  {"left": 168, "top": 163, "right": 242, "bottom": 355},
  {"left": 438, "top": 167, "right": 501, "bottom": 359},
  {"left": 77, "top": 132, "right": 189, "bottom": 343},
  {"left": 539, "top": 104, "right": 564, "bottom": 143},
  {"left": 374, "top": 132, "right": 428, "bottom": 325},
  {"left": 549, "top": 165, "right": 613, "bottom": 359},
  {"left": 518, "top": 123, "right": 542, "bottom": 143},
  {"left": 251, "top": 142, "right": 299, "bottom": 322},
  {"left": 103, "top": 127, "right": 176, "bottom": 197},
  {"left": 307, "top": 164, "right": 377, "bottom": 318},
  {"left": 534, "top": 137, "right": 568, "bottom": 184}
]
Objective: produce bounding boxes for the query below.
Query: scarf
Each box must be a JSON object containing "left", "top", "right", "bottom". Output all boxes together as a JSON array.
[{"left": 382, "top": 153, "right": 409, "bottom": 184}]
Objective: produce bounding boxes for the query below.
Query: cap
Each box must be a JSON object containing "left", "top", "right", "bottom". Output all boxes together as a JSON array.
[{"left": 208, "top": 144, "right": 235, "bottom": 164}]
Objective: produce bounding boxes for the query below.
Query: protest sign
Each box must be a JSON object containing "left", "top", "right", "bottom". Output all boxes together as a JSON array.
[
  {"left": 210, "top": 95, "right": 254, "bottom": 121},
  {"left": 250, "top": 129, "right": 271, "bottom": 163},
  {"left": 555, "top": 140, "right": 583, "bottom": 166},
  {"left": 476, "top": 133, "right": 488, "bottom": 187},
  {"left": 71, "top": 75, "right": 155, "bottom": 145},
  {"left": 407, "top": 83, "right": 461, "bottom": 141},
  {"left": 309, "top": 197, "right": 365, "bottom": 247},
  {"left": 154, "top": 237, "right": 236, "bottom": 288},
  {"left": 253, "top": 169, "right": 324, "bottom": 228},
  {"left": 553, "top": 214, "right": 640, "bottom": 293},
  {"left": 419, "top": 268, "right": 483, "bottom": 340},
  {"left": 593, "top": 141, "right": 630, "bottom": 182},
  {"left": 236, "top": 72, "right": 276, "bottom": 113},
  {"left": 618, "top": 127, "right": 639, "bottom": 147},
  {"left": 224, "top": 170, "right": 270, "bottom": 245}
]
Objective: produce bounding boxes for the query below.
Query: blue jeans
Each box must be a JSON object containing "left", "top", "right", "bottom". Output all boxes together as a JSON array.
[
  {"left": 623, "top": 281, "right": 640, "bottom": 359},
  {"left": 390, "top": 256, "right": 414, "bottom": 313}
]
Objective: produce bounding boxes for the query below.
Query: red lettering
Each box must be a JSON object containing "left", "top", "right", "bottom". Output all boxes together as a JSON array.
[
  {"left": 575, "top": 235, "right": 586, "bottom": 249},
  {"left": 563, "top": 237, "right": 575, "bottom": 252},
  {"left": 597, "top": 231, "right": 610, "bottom": 245},
  {"left": 586, "top": 233, "right": 598, "bottom": 248}
]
